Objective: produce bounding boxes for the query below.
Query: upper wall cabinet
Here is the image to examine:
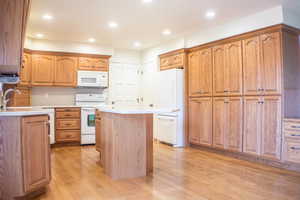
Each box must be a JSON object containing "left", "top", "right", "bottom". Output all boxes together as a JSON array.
[
  {"left": 159, "top": 49, "right": 187, "bottom": 71},
  {"left": 0, "top": 0, "right": 31, "bottom": 71},
  {"left": 243, "top": 33, "right": 282, "bottom": 96},
  {"left": 19, "top": 52, "right": 32, "bottom": 86},
  {"left": 260, "top": 32, "right": 282, "bottom": 95},
  {"left": 188, "top": 48, "right": 213, "bottom": 97},
  {"left": 78, "top": 57, "right": 109, "bottom": 71},
  {"left": 55, "top": 56, "right": 78, "bottom": 87},
  {"left": 213, "top": 42, "right": 243, "bottom": 96},
  {"left": 31, "top": 55, "right": 55, "bottom": 86}
]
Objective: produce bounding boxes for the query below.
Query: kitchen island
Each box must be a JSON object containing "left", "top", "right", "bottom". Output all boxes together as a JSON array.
[{"left": 95, "top": 107, "right": 172, "bottom": 180}]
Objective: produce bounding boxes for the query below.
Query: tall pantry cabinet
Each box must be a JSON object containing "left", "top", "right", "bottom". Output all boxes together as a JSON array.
[{"left": 187, "top": 24, "right": 300, "bottom": 163}]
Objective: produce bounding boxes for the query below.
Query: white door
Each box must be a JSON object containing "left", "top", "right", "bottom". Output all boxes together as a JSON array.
[
  {"left": 109, "top": 63, "right": 141, "bottom": 106},
  {"left": 141, "top": 60, "right": 159, "bottom": 107}
]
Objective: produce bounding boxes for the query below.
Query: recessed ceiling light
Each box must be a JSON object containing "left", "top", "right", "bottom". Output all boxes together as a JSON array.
[
  {"left": 205, "top": 11, "right": 216, "bottom": 19},
  {"left": 36, "top": 33, "right": 44, "bottom": 38},
  {"left": 162, "top": 29, "right": 171, "bottom": 36},
  {"left": 42, "top": 14, "right": 53, "bottom": 20},
  {"left": 142, "top": 0, "right": 152, "bottom": 3},
  {"left": 108, "top": 21, "right": 118, "bottom": 28},
  {"left": 134, "top": 41, "right": 141, "bottom": 47},
  {"left": 88, "top": 38, "right": 96, "bottom": 43}
]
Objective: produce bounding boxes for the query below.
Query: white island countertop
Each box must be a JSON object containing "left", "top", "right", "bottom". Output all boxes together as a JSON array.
[
  {"left": 95, "top": 105, "right": 180, "bottom": 114},
  {"left": 0, "top": 107, "right": 51, "bottom": 117}
]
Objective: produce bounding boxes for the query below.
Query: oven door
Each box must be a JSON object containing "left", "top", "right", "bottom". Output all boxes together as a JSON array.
[{"left": 81, "top": 108, "right": 96, "bottom": 134}]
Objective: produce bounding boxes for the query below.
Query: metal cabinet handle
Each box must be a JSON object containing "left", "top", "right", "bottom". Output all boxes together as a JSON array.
[
  {"left": 291, "top": 126, "right": 300, "bottom": 129},
  {"left": 290, "top": 147, "right": 300, "bottom": 150},
  {"left": 291, "top": 134, "right": 300, "bottom": 137}
]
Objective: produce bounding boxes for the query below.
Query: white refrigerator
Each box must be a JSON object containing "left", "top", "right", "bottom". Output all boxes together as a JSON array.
[{"left": 154, "top": 69, "right": 185, "bottom": 147}]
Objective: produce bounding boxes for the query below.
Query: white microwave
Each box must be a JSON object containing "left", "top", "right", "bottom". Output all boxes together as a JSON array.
[{"left": 77, "top": 71, "right": 108, "bottom": 88}]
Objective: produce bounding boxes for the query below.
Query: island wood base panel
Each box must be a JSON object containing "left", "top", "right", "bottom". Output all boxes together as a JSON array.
[
  {"left": 96, "top": 112, "right": 153, "bottom": 180},
  {"left": 190, "top": 144, "right": 300, "bottom": 173}
]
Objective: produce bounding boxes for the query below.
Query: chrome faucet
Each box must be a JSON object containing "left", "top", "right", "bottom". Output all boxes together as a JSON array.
[{"left": 1, "top": 88, "right": 21, "bottom": 111}]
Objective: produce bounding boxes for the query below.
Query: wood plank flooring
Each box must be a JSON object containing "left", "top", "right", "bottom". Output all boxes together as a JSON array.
[{"left": 34, "top": 143, "right": 300, "bottom": 200}]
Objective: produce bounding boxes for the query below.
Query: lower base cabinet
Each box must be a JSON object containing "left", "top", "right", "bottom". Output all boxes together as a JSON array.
[
  {"left": 243, "top": 96, "right": 282, "bottom": 160},
  {"left": 189, "top": 96, "right": 282, "bottom": 161},
  {"left": 213, "top": 97, "right": 243, "bottom": 152},
  {"left": 188, "top": 98, "right": 213, "bottom": 146},
  {"left": 0, "top": 115, "right": 51, "bottom": 199}
]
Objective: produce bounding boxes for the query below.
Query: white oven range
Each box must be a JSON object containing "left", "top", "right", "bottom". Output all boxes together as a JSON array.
[{"left": 75, "top": 93, "right": 106, "bottom": 145}]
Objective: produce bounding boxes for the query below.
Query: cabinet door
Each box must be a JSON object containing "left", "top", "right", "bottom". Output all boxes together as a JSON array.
[
  {"left": 9, "top": 87, "right": 31, "bottom": 107},
  {"left": 0, "top": 0, "right": 30, "bottom": 67},
  {"left": 260, "top": 32, "right": 282, "bottom": 95},
  {"left": 225, "top": 41, "right": 243, "bottom": 96},
  {"left": 22, "top": 116, "right": 51, "bottom": 193},
  {"left": 261, "top": 96, "right": 282, "bottom": 160},
  {"left": 94, "top": 58, "right": 109, "bottom": 71},
  {"left": 79, "top": 57, "right": 108, "bottom": 71},
  {"left": 189, "top": 98, "right": 212, "bottom": 146},
  {"left": 213, "top": 97, "right": 226, "bottom": 149},
  {"left": 243, "top": 37, "right": 262, "bottom": 95},
  {"left": 54, "top": 56, "right": 78, "bottom": 86},
  {"left": 226, "top": 97, "right": 243, "bottom": 152},
  {"left": 31, "top": 55, "right": 55, "bottom": 86},
  {"left": 20, "top": 53, "right": 31, "bottom": 85},
  {"left": 213, "top": 45, "right": 227, "bottom": 96},
  {"left": 243, "top": 96, "right": 262, "bottom": 155},
  {"left": 188, "top": 52, "right": 200, "bottom": 97},
  {"left": 199, "top": 48, "right": 213, "bottom": 96}
]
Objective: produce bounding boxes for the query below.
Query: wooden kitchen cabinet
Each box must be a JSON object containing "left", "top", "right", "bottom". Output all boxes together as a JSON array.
[
  {"left": 188, "top": 48, "right": 213, "bottom": 97},
  {"left": 243, "top": 96, "right": 262, "bottom": 156},
  {"left": 213, "top": 97, "right": 226, "bottom": 149},
  {"left": 213, "top": 45, "right": 226, "bottom": 96},
  {"left": 260, "top": 32, "right": 282, "bottom": 96},
  {"left": 213, "top": 42, "right": 243, "bottom": 96},
  {"left": 213, "top": 97, "right": 243, "bottom": 151},
  {"left": 22, "top": 116, "right": 51, "bottom": 193},
  {"left": 31, "top": 54, "right": 55, "bottom": 86},
  {"left": 0, "top": 115, "right": 51, "bottom": 199},
  {"left": 225, "top": 41, "right": 243, "bottom": 96},
  {"left": 55, "top": 107, "right": 81, "bottom": 143},
  {"left": 260, "top": 96, "right": 282, "bottom": 160},
  {"left": 54, "top": 56, "right": 78, "bottom": 87},
  {"left": 188, "top": 98, "right": 213, "bottom": 146},
  {"left": 243, "top": 33, "right": 282, "bottom": 96},
  {"left": 19, "top": 52, "right": 32, "bottom": 86},
  {"left": 243, "top": 96, "right": 281, "bottom": 160},
  {"left": 0, "top": 0, "right": 31, "bottom": 69},
  {"left": 159, "top": 49, "right": 187, "bottom": 71},
  {"left": 78, "top": 57, "right": 109, "bottom": 71}
]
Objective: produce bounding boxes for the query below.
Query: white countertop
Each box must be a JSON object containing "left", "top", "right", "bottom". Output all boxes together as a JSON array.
[
  {"left": 0, "top": 105, "right": 180, "bottom": 116},
  {"left": 0, "top": 108, "right": 50, "bottom": 117},
  {"left": 95, "top": 105, "right": 180, "bottom": 114}
]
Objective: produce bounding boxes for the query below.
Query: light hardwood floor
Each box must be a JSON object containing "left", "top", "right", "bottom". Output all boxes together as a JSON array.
[{"left": 35, "top": 143, "right": 300, "bottom": 200}]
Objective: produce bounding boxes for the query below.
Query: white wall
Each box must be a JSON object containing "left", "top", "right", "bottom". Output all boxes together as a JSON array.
[
  {"left": 184, "top": 5, "right": 283, "bottom": 48},
  {"left": 140, "top": 5, "right": 285, "bottom": 107},
  {"left": 25, "top": 39, "right": 141, "bottom": 106}
]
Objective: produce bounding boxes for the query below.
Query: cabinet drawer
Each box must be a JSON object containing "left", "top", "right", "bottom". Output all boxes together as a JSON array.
[
  {"left": 283, "top": 140, "right": 300, "bottom": 164},
  {"left": 56, "top": 119, "right": 80, "bottom": 130},
  {"left": 56, "top": 108, "right": 80, "bottom": 112},
  {"left": 285, "top": 131, "right": 300, "bottom": 140},
  {"left": 56, "top": 111, "right": 80, "bottom": 119},
  {"left": 56, "top": 130, "right": 80, "bottom": 142},
  {"left": 284, "top": 122, "right": 300, "bottom": 132}
]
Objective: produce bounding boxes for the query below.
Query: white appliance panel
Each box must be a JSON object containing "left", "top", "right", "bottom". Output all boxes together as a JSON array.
[{"left": 77, "top": 71, "right": 108, "bottom": 88}]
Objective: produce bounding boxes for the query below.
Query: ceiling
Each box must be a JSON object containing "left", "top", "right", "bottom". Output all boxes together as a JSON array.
[{"left": 27, "top": 0, "right": 283, "bottom": 49}]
